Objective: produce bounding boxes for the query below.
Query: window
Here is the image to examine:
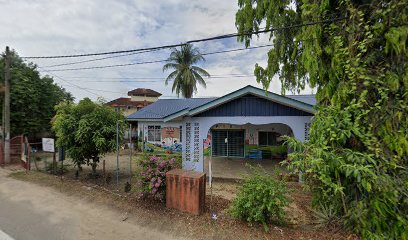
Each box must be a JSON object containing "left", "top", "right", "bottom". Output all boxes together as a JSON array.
[
  {"left": 179, "top": 126, "right": 182, "bottom": 142},
  {"left": 258, "top": 131, "right": 279, "bottom": 146},
  {"left": 147, "top": 126, "right": 161, "bottom": 142}
]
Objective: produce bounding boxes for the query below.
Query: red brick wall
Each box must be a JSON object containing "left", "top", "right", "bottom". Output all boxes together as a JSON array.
[{"left": 166, "top": 169, "right": 206, "bottom": 215}]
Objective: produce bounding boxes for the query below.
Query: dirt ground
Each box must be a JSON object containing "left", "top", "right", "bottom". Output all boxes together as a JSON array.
[
  {"left": 0, "top": 166, "right": 181, "bottom": 240},
  {"left": 204, "top": 156, "right": 287, "bottom": 180},
  {"left": 16, "top": 152, "right": 358, "bottom": 239}
]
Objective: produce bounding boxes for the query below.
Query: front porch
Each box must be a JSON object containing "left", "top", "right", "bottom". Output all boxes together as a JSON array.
[{"left": 203, "top": 156, "right": 287, "bottom": 180}]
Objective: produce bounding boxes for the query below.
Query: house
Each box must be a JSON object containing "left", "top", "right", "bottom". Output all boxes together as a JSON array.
[
  {"left": 107, "top": 88, "right": 162, "bottom": 116},
  {"left": 127, "top": 85, "right": 315, "bottom": 172}
]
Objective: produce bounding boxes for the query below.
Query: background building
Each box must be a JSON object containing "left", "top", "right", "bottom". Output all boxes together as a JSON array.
[{"left": 106, "top": 88, "right": 162, "bottom": 116}]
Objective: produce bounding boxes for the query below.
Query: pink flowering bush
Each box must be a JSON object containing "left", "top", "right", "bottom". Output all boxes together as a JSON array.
[{"left": 136, "top": 155, "right": 181, "bottom": 200}]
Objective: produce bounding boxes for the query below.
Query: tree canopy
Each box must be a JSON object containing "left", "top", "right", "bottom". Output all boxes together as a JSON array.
[
  {"left": 236, "top": 0, "right": 407, "bottom": 238},
  {"left": 52, "top": 98, "right": 126, "bottom": 174},
  {"left": 0, "top": 50, "right": 73, "bottom": 137},
  {"left": 163, "top": 43, "right": 210, "bottom": 98}
]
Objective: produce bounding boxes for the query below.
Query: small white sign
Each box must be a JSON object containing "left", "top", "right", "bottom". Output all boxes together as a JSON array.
[{"left": 42, "top": 138, "right": 55, "bottom": 152}]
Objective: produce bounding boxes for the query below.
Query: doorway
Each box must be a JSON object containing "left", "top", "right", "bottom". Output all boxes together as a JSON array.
[{"left": 212, "top": 129, "right": 244, "bottom": 157}]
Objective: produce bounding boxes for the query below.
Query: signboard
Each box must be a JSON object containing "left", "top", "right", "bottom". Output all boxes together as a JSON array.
[
  {"left": 161, "top": 127, "right": 180, "bottom": 139},
  {"left": 42, "top": 138, "right": 55, "bottom": 152}
]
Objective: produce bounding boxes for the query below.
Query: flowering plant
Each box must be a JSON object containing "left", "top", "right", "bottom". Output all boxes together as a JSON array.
[{"left": 137, "top": 155, "right": 181, "bottom": 200}]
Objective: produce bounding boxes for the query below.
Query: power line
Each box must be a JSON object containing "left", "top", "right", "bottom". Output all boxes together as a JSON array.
[
  {"left": 58, "top": 73, "right": 252, "bottom": 79},
  {"left": 41, "top": 44, "right": 272, "bottom": 70},
  {"left": 22, "top": 17, "right": 345, "bottom": 59},
  {"left": 41, "top": 49, "right": 162, "bottom": 68},
  {"left": 41, "top": 44, "right": 274, "bottom": 72},
  {"left": 39, "top": 67, "right": 107, "bottom": 99},
  {"left": 44, "top": 59, "right": 166, "bottom": 72},
  {"left": 58, "top": 85, "right": 124, "bottom": 94},
  {"left": 59, "top": 75, "right": 255, "bottom": 83},
  {"left": 57, "top": 84, "right": 181, "bottom": 99}
]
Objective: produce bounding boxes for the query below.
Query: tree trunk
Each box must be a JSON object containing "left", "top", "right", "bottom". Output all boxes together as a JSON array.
[
  {"left": 91, "top": 161, "right": 97, "bottom": 175},
  {"left": 91, "top": 156, "right": 99, "bottom": 175}
]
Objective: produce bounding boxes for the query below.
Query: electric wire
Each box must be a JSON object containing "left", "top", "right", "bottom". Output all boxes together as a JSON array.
[
  {"left": 59, "top": 73, "right": 252, "bottom": 79},
  {"left": 41, "top": 44, "right": 276, "bottom": 72},
  {"left": 39, "top": 67, "right": 107, "bottom": 99},
  {"left": 22, "top": 17, "right": 345, "bottom": 59},
  {"left": 41, "top": 48, "right": 162, "bottom": 68},
  {"left": 60, "top": 75, "right": 255, "bottom": 83}
]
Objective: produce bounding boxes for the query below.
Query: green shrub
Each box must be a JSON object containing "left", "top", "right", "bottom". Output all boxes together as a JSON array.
[
  {"left": 245, "top": 145, "right": 288, "bottom": 158},
  {"left": 136, "top": 155, "right": 181, "bottom": 200},
  {"left": 228, "top": 167, "right": 288, "bottom": 231},
  {"left": 312, "top": 203, "right": 340, "bottom": 228}
]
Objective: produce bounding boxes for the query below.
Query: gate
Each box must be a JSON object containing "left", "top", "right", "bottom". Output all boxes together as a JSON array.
[
  {"left": 0, "top": 135, "right": 30, "bottom": 169},
  {"left": 212, "top": 129, "right": 244, "bottom": 157}
]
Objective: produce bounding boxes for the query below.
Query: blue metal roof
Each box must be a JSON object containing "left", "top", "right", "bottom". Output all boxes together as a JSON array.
[
  {"left": 127, "top": 98, "right": 216, "bottom": 120},
  {"left": 286, "top": 95, "right": 316, "bottom": 106}
]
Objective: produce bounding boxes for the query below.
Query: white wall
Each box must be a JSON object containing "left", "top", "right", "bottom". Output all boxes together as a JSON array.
[
  {"left": 182, "top": 116, "right": 312, "bottom": 172},
  {"left": 139, "top": 115, "right": 312, "bottom": 173},
  {"left": 137, "top": 121, "right": 182, "bottom": 144},
  {"left": 130, "top": 96, "right": 159, "bottom": 102}
]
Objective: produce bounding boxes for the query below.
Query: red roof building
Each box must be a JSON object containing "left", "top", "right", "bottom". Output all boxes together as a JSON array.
[{"left": 106, "top": 88, "right": 161, "bottom": 116}]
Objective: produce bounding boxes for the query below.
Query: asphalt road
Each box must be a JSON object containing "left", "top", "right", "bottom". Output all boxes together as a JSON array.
[{"left": 0, "top": 168, "right": 180, "bottom": 240}]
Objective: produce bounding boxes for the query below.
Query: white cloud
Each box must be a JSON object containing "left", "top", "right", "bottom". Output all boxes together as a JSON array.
[{"left": 0, "top": 0, "right": 314, "bottom": 101}]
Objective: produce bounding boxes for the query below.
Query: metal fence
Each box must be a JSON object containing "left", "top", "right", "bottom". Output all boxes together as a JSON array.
[{"left": 28, "top": 140, "right": 144, "bottom": 191}]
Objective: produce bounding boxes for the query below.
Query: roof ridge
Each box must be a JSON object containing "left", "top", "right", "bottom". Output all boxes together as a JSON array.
[{"left": 158, "top": 97, "right": 217, "bottom": 100}]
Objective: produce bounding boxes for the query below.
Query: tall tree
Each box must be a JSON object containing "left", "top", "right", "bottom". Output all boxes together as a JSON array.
[
  {"left": 236, "top": 0, "right": 407, "bottom": 238},
  {"left": 53, "top": 98, "right": 125, "bottom": 174},
  {"left": 0, "top": 50, "right": 73, "bottom": 137},
  {"left": 163, "top": 43, "right": 210, "bottom": 98}
]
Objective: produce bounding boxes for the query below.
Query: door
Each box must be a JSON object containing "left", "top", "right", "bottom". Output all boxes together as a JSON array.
[
  {"left": 227, "top": 130, "right": 245, "bottom": 157},
  {"left": 212, "top": 129, "right": 245, "bottom": 157},
  {"left": 212, "top": 130, "right": 227, "bottom": 157}
]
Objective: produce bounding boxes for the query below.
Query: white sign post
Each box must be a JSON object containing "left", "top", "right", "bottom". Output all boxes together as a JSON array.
[{"left": 42, "top": 138, "right": 55, "bottom": 152}]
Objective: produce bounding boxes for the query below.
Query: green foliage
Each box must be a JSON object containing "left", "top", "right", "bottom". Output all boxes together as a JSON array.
[
  {"left": 136, "top": 154, "right": 181, "bottom": 200},
  {"left": 312, "top": 203, "right": 340, "bottom": 228},
  {"left": 52, "top": 98, "right": 125, "bottom": 174},
  {"left": 228, "top": 167, "right": 288, "bottom": 231},
  {"left": 246, "top": 145, "right": 288, "bottom": 157},
  {"left": 0, "top": 50, "right": 73, "bottom": 136},
  {"left": 163, "top": 43, "right": 210, "bottom": 98},
  {"left": 236, "top": 0, "right": 408, "bottom": 238}
]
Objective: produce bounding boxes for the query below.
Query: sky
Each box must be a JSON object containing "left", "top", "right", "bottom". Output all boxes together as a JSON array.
[{"left": 1, "top": 0, "right": 314, "bottom": 101}]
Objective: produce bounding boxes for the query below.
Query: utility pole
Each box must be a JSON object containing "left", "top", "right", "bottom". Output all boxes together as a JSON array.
[
  {"left": 4, "top": 46, "right": 11, "bottom": 164},
  {"left": 129, "top": 123, "right": 132, "bottom": 180},
  {"left": 116, "top": 121, "right": 120, "bottom": 187}
]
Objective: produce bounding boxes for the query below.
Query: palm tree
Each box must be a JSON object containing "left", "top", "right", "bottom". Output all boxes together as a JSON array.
[{"left": 163, "top": 43, "right": 210, "bottom": 98}]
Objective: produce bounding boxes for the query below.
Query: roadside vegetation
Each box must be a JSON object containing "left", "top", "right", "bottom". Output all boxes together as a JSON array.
[
  {"left": 52, "top": 98, "right": 126, "bottom": 175},
  {"left": 228, "top": 167, "right": 288, "bottom": 231},
  {"left": 0, "top": 50, "right": 73, "bottom": 137},
  {"left": 136, "top": 154, "right": 182, "bottom": 200},
  {"left": 236, "top": 0, "right": 407, "bottom": 238},
  {"left": 12, "top": 156, "right": 356, "bottom": 239}
]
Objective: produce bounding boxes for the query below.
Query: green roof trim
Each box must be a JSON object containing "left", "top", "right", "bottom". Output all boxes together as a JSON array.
[{"left": 163, "top": 109, "right": 189, "bottom": 122}]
